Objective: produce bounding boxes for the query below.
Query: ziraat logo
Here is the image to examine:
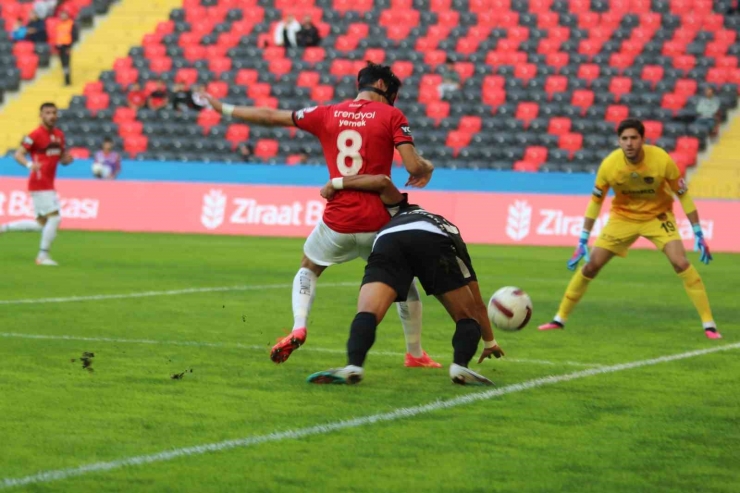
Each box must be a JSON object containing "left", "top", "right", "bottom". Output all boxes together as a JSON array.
[
  {"left": 0, "top": 190, "right": 99, "bottom": 219},
  {"left": 506, "top": 200, "right": 532, "bottom": 241},
  {"left": 200, "top": 189, "right": 325, "bottom": 230}
]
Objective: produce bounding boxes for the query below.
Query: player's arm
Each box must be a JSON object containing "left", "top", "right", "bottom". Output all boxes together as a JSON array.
[
  {"left": 321, "top": 175, "right": 404, "bottom": 205},
  {"left": 60, "top": 152, "right": 73, "bottom": 165},
  {"left": 568, "top": 164, "right": 609, "bottom": 270},
  {"left": 202, "top": 94, "right": 295, "bottom": 127},
  {"left": 666, "top": 160, "right": 712, "bottom": 264},
  {"left": 397, "top": 143, "right": 434, "bottom": 188},
  {"left": 14, "top": 143, "right": 40, "bottom": 173}
]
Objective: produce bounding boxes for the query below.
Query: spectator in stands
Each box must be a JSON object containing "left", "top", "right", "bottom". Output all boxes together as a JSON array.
[
  {"left": 296, "top": 15, "right": 321, "bottom": 48},
  {"left": 11, "top": 18, "right": 27, "bottom": 42},
  {"left": 92, "top": 137, "right": 121, "bottom": 180},
  {"left": 33, "top": 0, "right": 57, "bottom": 19},
  {"left": 437, "top": 58, "right": 461, "bottom": 101},
  {"left": 25, "top": 11, "right": 48, "bottom": 43},
  {"left": 54, "top": 10, "right": 77, "bottom": 86},
  {"left": 695, "top": 86, "right": 721, "bottom": 138},
  {"left": 273, "top": 14, "right": 301, "bottom": 47},
  {"left": 190, "top": 84, "right": 212, "bottom": 111},
  {"left": 170, "top": 82, "right": 192, "bottom": 112},
  {"left": 147, "top": 79, "right": 169, "bottom": 111},
  {"left": 238, "top": 141, "right": 255, "bottom": 163},
  {"left": 127, "top": 82, "right": 147, "bottom": 110}
]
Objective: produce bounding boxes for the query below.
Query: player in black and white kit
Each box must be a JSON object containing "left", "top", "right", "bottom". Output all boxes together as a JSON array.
[{"left": 307, "top": 174, "right": 505, "bottom": 386}]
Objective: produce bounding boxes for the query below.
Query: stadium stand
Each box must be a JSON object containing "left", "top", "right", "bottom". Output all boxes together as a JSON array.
[{"left": 4, "top": 0, "right": 740, "bottom": 175}]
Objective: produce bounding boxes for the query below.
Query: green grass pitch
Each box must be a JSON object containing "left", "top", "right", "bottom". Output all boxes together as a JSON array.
[{"left": 1, "top": 231, "right": 739, "bottom": 492}]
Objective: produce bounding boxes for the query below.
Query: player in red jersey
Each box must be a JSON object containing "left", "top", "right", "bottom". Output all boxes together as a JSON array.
[
  {"left": 1, "top": 102, "right": 73, "bottom": 265},
  {"left": 203, "top": 62, "right": 439, "bottom": 367}
]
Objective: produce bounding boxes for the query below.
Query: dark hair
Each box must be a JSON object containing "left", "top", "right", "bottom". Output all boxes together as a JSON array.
[
  {"left": 103, "top": 136, "right": 113, "bottom": 144},
  {"left": 357, "top": 62, "right": 402, "bottom": 104},
  {"left": 40, "top": 102, "right": 57, "bottom": 111},
  {"left": 617, "top": 118, "right": 644, "bottom": 137}
]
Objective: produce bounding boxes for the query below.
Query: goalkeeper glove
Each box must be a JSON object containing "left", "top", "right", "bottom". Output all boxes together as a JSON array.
[
  {"left": 693, "top": 223, "right": 712, "bottom": 265},
  {"left": 567, "top": 230, "right": 591, "bottom": 271}
]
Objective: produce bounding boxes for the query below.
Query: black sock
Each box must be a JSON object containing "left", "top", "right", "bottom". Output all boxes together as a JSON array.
[
  {"left": 452, "top": 318, "right": 481, "bottom": 367},
  {"left": 347, "top": 312, "right": 377, "bottom": 367}
]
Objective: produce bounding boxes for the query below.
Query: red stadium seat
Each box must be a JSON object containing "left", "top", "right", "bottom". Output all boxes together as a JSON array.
[
  {"left": 661, "top": 93, "right": 687, "bottom": 113},
  {"left": 248, "top": 83, "right": 272, "bottom": 99},
  {"left": 577, "top": 64, "right": 600, "bottom": 83},
  {"left": 673, "top": 54, "right": 696, "bottom": 73},
  {"left": 255, "top": 139, "right": 279, "bottom": 159},
  {"left": 546, "top": 52, "right": 569, "bottom": 71},
  {"left": 643, "top": 120, "right": 663, "bottom": 142},
  {"left": 209, "top": 57, "right": 232, "bottom": 76},
  {"left": 569, "top": 0, "right": 590, "bottom": 13},
  {"left": 217, "top": 32, "right": 241, "bottom": 50},
  {"left": 674, "top": 79, "right": 697, "bottom": 98},
  {"left": 641, "top": 65, "right": 664, "bottom": 87},
  {"left": 516, "top": 102, "right": 540, "bottom": 125},
  {"left": 311, "top": 85, "right": 335, "bottom": 103},
  {"left": 609, "top": 76, "right": 632, "bottom": 102},
  {"left": 469, "top": 0, "right": 491, "bottom": 12},
  {"left": 728, "top": 68, "right": 740, "bottom": 87},
  {"left": 386, "top": 25, "right": 413, "bottom": 41},
  {"left": 424, "top": 50, "right": 448, "bottom": 67},
  {"left": 605, "top": 105, "right": 629, "bottom": 124},
  {"left": 508, "top": 26, "right": 530, "bottom": 43},
  {"left": 426, "top": 101, "right": 450, "bottom": 123},
  {"left": 545, "top": 75, "right": 568, "bottom": 97},
  {"left": 391, "top": 61, "right": 414, "bottom": 79},
  {"left": 347, "top": 23, "right": 369, "bottom": 38},
  {"left": 183, "top": 45, "right": 206, "bottom": 62},
  {"left": 538, "top": 39, "right": 561, "bottom": 55},
  {"left": 559, "top": 132, "right": 583, "bottom": 155},
  {"left": 269, "top": 58, "right": 292, "bottom": 76},
  {"left": 716, "top": 56, "right": 739, "bottom": 70},
  {"left": 226, "top": 124, "right": 250, "bottom": 148},
  {"left": 254, "top": 97, "right": 279, "bottom": 109},
  {"left": 113, "top": 107, "right": 137, "bottom": 125},
  {"left": 118, "top": 121, "right": 143, "bottom": 139},
  {"left": 124, "top": 135, "right": 148, "bottom": 158},
  {"left": 68, "top": 148, "right": 91, "bottom": 159},
  {"left": 705, "top": 42, "right": 728, "bottom": 58},
  {"left": 205, "top": 45, "right": 229, "bottom": 59},
  {"left": 236, "top": 69, "right": 259, "bottom": 86},
  {"left": 83, "top": 81, "right": 104, "bottom": 96},
  {"left": 330, "top": 59, "right": 354, "bottom": 77},
  {"left": 609, "top": 53, "right": 634, "bottom": 72},
  {"left": 303, "top": 47, "right": 325, "bottom": 63},
  {"left": 537, "top": 11, "right": 559, "bottom": 28},
  {"left": 524, "top": 146, "right": 548, "bottom": 164},
  {"left": 706, "top": 68, "right": 729, "bottom": 85},
  {"left": 12, "top": 41, "right": 35, "bottom": 57},
  {"left": 468, "top": 26, "right": 492, "bottom": 40},
  {"left": 86, "top": 93, "right": 110, "bottom": 114},
  {"left": 483, "top": 75, "right": 506, "bottom": 90},
  {"left": 577, "top": 12, "right": 599, "bottom": 29},
  {"left": 176, "top": 68, "right": 198, "bottom": 86},
  {"left": 297, "top": 71, "right": 320, "bottom": 88},
  {"left": 364, "top": 49, "right": 386, "bottom": 64},
  {"left": 421, "top": 74, "right": 443, "bottom": 88},
  {"left": 639, "top": 12, "right": 661, "bottom": 31},
  {"left": 715, "top": 29, "right": 738, "bottom": 46},
  {"left": 113, "top": 57, "right": 133, "bottom": 71},
  {"left": 514, "top": 63, "right": 537, "bottom": 82},
  {"left": 454, "top": 62, "right": 475, "bottom": 81},
  {"left": 499, "top": 11, "right": 520, "bottom": 28},
  {"left": 621, "top": 40, "right": 644, "bottom": 57},
  {"left": 702, "top": 13, "right": 724, "bottom": 32},
  {"left": 530, "top": 0, "right": 553, "bottom": 12},
  {"left": 197, "top": 110, "right": 221, "bottom": 134},
  {"left": 571, "top": 90, "right": 594, "bottom": 112},
  {"left": 143, "top": 44, "right": 166, "bottom": 60},
  {"left": 446, "top": 131, "right": 472, "bottom": 150},
  {"left": 578, "top": 39, "right": 603, "bottom": 58},
  {"left": 437, "top": 10, "right": 460, "bottom": 27},
  {"left": 430, "top": 0, "right": 452, "bottom": 11},
  {"left": 548, "top": 26, "right": 571, "bottom": 43},
  {"left": 513, "top": 160, "right": 541, "bottom": 172},
  {"left": 675, "top": 136, "right": 699, "bottom": 161},
  {"left": 149, "top": 56, "right": 172, "bottom": 74},
  {"left": 16, "top": 54, "right": 38, "bottom": 80},
  {"left": 415, "top": 37, "right": 439, "bottom": 52},
  {"left": 456, "top": 38, "right": 480, "bottom": 56},
  {"left": 458, "top": 116, "right": 482, "bottom": 134},
  {"left": 335, "top": 35, "right": 359, "bottom": 52},
  {"left": 548, "top": 117, "right": 572, "bottom": 135},
  {"left": 206, "top": 81, "right": 228, "bottom": 99},
  {"left": 419, "top": 85, "right": 441, "bottom": 104},
  {"left": 263, "top": 47, "right": 285, "bottom": 61},
  {"left": 496, "top": 39, "right": 520, "bottom": 53}
]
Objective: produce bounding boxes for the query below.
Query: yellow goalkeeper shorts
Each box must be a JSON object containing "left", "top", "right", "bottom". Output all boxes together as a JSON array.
[{"left": 594, "top": 212, "right": 681, "bottom": 257}]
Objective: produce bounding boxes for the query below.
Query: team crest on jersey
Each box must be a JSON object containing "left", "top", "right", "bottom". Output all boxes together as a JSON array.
[
  {"left": 401, "top": 126, "right": 412, "bottom": 136},
  {"left": 295, "top": 106, "right": 317, "bottom": 120},
  {"left": 643, "top": 176, "right": 655, "bottom": 184},
  {"left": 630, "top": 172, "right": 639, "bottom": 180}
]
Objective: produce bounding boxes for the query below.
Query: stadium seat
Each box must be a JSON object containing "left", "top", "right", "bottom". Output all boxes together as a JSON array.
[
  {"left": 255, "top": 139, "right": 279, "bottom": 159},
  {"left": 548, "top": 117, "right": 572, "bottom": 135},
  {"left": 559, "top": 132, "right": 583, "bottom": 155},
  {"left": 426, "top": 101, "right": 450, "bottom": 123},
  {"left": 124, "top": 135, "right": 148, "bottom": 157},
  {"left": 197, "top": 110, "right": 221, "bottom": 134},
  {"left": 226, "top": 124, "right": 250, "bottom": 148}
]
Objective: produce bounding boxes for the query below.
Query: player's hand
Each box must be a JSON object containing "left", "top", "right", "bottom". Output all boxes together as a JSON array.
[
  {"left": 567, "top": 230, "right": 591, "bottom": 271},
  {"left": 60, "top": 152, "right": 73, "bottom": 165},
  {"left": 201, "top": 92, "right": 220, "bottom": 112},
  {"left": 478, "top": 343, "right": 505, "bottom": 363},
  {"left": 405, "top": 160, "right": 434, "bottom": 188},
  {"left": 320, "top": 181, "right": 335, "bottom": 201},
  {"left": 693, "top": 224, "right": 713, "bottom": 265},
  {"left": 28, "top": 160, "right": 41, "bottom": 174}
]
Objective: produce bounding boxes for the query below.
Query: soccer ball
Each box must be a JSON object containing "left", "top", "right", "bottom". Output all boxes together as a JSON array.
[
  {"left": 488, "top": 287, "right": 533, "bottom": 331},
  {"left": 91, "top": 162, "right": 111, "bottom": 179}
]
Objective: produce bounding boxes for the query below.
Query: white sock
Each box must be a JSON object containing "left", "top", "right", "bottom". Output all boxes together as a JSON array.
[
  {"left": 292, "top": 267, "right": 317, "bottom": 331},
  {"left": 554, "top": 314, "right": 565, "bottom": 325},
  {"left": 38, "top": 215, "right": 61, "bottom": 258},
  {"left": 397, "top": 280, "right": 423, "bottom": 358},
  {"left": 703, "top": 321, "right": 717, "bottom": 330},
  {"left": 2, "top": 219, "right": 43, "bottom": 232}
]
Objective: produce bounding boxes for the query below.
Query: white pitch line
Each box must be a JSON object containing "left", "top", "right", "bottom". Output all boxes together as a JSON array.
[
  {"left": 0, "top": 332, "right": 602, "bottom": 368},
  {"left": 2, "top": 342, "right": 738, "bottom": 490},
  {"left": 0, "top": 282, "right": 357, "bottom": 305}
]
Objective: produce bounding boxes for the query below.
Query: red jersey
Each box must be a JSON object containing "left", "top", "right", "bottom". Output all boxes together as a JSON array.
[
  {"left": 292, "top": 99, "right": 414, "bottom": 234},
  {"left": 21, "top": 125, "right": 66, "bottom": 192}
]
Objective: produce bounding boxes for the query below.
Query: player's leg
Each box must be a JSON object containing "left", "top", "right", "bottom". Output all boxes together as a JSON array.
[
  {"left": 272, "top": 220, "right": 354, "bottom": 363},
  {"left": 37, "top": 211, "right": 61, "bottom": 266},
  {"left": 357, "top": 232, "right": 439, "bottom": 368},
  {"left": 650, "top": 215, "right": 719, "bottom": 339},
  {"left": 540, "top": 218, "right": 639, "bottom": 330}
]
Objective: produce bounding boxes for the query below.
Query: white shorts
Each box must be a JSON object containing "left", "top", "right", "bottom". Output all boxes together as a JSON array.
[
  {"left": 303, "top": 218, "right": 377, "bottom": 266},
  {"left": 31, "top": 191, "right": 61, "bottom": 217}
]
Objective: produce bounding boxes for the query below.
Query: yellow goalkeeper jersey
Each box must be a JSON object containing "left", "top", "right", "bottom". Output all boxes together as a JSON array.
[{"left": 592, "top": 145, "right": 688, "bottom": 221}]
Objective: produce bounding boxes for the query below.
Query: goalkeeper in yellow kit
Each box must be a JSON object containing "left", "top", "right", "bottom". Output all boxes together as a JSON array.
[{"left": 539, "top": 119, "right": 720, "bottom": 339}]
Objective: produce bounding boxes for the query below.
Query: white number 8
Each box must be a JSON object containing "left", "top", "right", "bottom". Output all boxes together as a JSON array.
[{"left": 336, "top": 129, "right": 363, "bottom": 176}]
